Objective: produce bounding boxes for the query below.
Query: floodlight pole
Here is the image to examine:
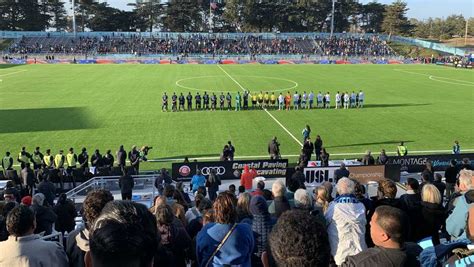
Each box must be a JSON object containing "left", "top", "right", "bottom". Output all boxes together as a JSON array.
[
  {"left": 209, "top": 2, "right": 213, "bottom": 33},
  {"left": 330, "top": 0, "right": 335, "bottom": 38},
  {"left": 465, "top": 19, "right": 469, "bottom": 46},
  {"left": 72, "top": 0, "right": 76, "bottom": 37}
]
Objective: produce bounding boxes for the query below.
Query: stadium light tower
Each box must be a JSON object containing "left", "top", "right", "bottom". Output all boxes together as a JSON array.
[
  {"left": 71, "top": 0, "right": 76, "bottom": 37},
  {"left": 330, "top": 0, "right": 335, "bottom": 38}
]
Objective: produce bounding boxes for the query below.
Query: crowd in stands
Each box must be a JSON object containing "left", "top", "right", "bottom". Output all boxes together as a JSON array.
[
  {"left": 6, "top": 34, "right": 395, "bottom": 58},
  {"left": 161, "top": 90, "right": 366, "bottom": 112}
]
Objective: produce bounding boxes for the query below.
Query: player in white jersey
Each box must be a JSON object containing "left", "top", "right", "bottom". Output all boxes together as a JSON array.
[
  {"left": 325, "top": 92, "right": 331, "bottom": 109},
  {"left": 335, "top": 91, "right": 341, "bottom": 109},
  {"left": 278, "top": 93, "right": 284, "bottom": 110},
  {"left": 344, "top": 92, "right": 350, "bottom": 109},
  {"left": 308, "top": 91, "right": 314, "bottom": 109},
  {"left": 358, "top": 90, "right": 365, "bottom": 108},
  {"left": 301, "top": 92, "right": 307, "bottom": 109},
  {"left": 293, "top": 92, "right": 299, "bottom": 110},
  {"left": 317, "top": 92, "right": 323, "bottom": 108},
  {"left": 350, "top": 91, "right": 356, "bottom": 108}
]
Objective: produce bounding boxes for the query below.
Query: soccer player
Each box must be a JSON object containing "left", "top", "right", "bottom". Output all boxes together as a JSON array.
[
  {"left": 226, "top": 92, "right": 232, "bottom": 110},
  {"left": 308, "top": 91, "right": 314, "bottom": 109},
  {"left": 219, "top": 92, "right": 225, "bottom": 110},
  {"left": 179, "top": 93, "right": 185, "bottom": 111},
  {"left": 270, "top": 92, "right": 276, "bottom": 109},
  {"left": 243, "top": 91, "right": 249, "bottom": 110},
  {"left": 257, "top": 91, "right": 264, "bottom": 109},
  {"left": 161, "top": 92, "right": 168, "bottom": 112},
  {"left": 171, "top": 92, "right": 177, "bottom": 112},
  {"left": 301, "top": 91, "right": 307, "bottom": 109},
  {"left": 264, "top": 92, "right": 270, "bottom": 108},
  {"left": 195, "top": 92, "right": 202, "bottom": 110},
  {"left": 350, "top": 91, "right": 356, "bottom": 108},
  {"left": 203, "top": 92, "right": 210, "bottom": 110},
  {"left": 186, "top": 92, "right": 193, "bottom": 111},
  {"left": 235, "top": 92, "right": 241, "bottom": 111},
  {"left": 335, "top": 91, "right": 341, "bottom": 109},
  {"left": 251, "top": 92, "right": 258, "bottom": 109},
  {"left": 325, "top": 92, "right": 331, "bottom": 109},
  {"left": 317, "top": 91, "right": 323, "bottom": 108},
  {"left": 344, "top": 92, "right": 350, "bottom": 109},
  {"left": 293, "top": 91, "right": 299, "bottom": 110},
  {"left": 358, "top": 90, "right": 365, "bottom": 108},
  {"left": 211, "top": 93, "right": 217, "bottom": 111},
  {"left": 278, "top": 93, "right": 284, "bottom": 110},
  {"left": 285, "top": 91, "right": 292, "bottom": 111}
]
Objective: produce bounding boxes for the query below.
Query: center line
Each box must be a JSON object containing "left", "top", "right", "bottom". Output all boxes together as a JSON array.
[{"left": 217, "top": 65, "right": 303, "bottom": 147}]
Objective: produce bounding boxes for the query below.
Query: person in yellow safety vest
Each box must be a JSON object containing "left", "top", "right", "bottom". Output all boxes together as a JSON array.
[
  {"left": 54, "top": 150, "right": 65, "bottom": 169},
  {"left": 17, "top": 146, "right": 31, "bottom": 169},
  {"left": 263, "top": 92, "right": 270, "bottom": 108},
  {"left": 43, "top": 149, "right": 54, "bottom": 168},
  {"left": 67, "top": 148, "right": 78, "bottom": 168},
  {"left": 2, "top": 151, "right": 14, "bottom": 171},
  {"left": 270, "top": 92, "right": 277, "bottom": 109},
  {"left": 251, "top": 92, "right": 258, "bottom": 109},
  {"left": 397, "top": 141, "right": 408, "bottom": 156},
  {"left": 31, "top": 147, "right": 44, "bottom": 170}
]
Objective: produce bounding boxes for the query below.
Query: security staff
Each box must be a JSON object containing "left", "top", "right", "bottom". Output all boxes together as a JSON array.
[
  {"left": 18, "top": 147, "right": 31, "bottom": 169},
  {"left": 31, "top": 147, "right": 44, "bottom": 170},
  {"left": 2, "top": 151, "right": 13, "bottom": 171},
  {"left": 66, "top": 147, "right": 78, "bottom": 176},
  {"left": 397, "top": 142, "right": 408, "bottom": 156},
  {"left": 43, "top": 149, "right": 54, "bottom": 169},
  {"left": 55, "top": 150, "right": 65, "bottom": 169}
]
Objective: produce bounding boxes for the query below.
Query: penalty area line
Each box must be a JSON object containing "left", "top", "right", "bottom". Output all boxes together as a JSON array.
[{"left": 217, "top": 64, "right": 303, "bottom": 147}]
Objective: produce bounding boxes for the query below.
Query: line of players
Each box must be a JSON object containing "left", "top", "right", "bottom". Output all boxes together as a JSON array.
[{"left": 161, "top": 90, "right": 365, "bottom": 111}]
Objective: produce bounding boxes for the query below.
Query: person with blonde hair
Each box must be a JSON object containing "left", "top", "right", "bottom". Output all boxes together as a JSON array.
[
  {"left": 447, "top": 169, "right": 474, "bottom": 240},
  {"left": 268, "top": 180, "right": 291, "bottom": 218},
  {"left": 314, "top": 186, "right": 330, "bottom": 213},
  {"left": 415, "top": 184, "right": 446, "bottom": 245},
  {"left": 236, "top": 192, "right": 252, "bottom": 224}
]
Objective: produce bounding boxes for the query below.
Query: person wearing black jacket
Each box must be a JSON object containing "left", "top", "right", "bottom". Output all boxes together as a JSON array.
[
  {"left": 103, "top": 150, "right": 114, "bottom": 169},
  {"left": 116, "top": 145, "right": 127, "bottom": 171},
  {"left": 53, "top": 193, "right": 77, "bottom": 234},
  {"left": 78, "top": 147, "right": 89, "bottom": 173},
  {"left": 314, "top": 135, "right": 323, "bottom": 161},
  {"left": 37, "top": 176, "right": 56, "bottom": 207},
  {"left": 31, "top": 193, "right": 57, "bottom": 235},
  {"left": 90, "top": 149, "right": 103, "bottom": 173},
  {"left": 129, "top": 145, "right": 140, "bottom": 173},
  {"left": 119, "top": 168, "right": 134, "bottom": 200},
  {"left": 415, "top": 184, "right": 446, "bottom": 246},
  {"left": 302, "top": 138, "right": 314, "bottom": 162},
  {"left": 290, "top": 166, "right": 306, "bottom": 189},
  {"left": 21, "top": 163, "right": 36, "bottom": 196},
  {"left": 445, "top": 159, "right": 459, "bottom": 198},
  {"left": 334, "top": 163, "right": 350, "bottom": 182}
]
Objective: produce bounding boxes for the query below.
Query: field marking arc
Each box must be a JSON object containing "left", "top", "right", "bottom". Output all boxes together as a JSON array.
[
  {"left": 217, "top": 64, "right": 303, "bottom": 147},
  {"left": 394, "top": 69, "right": 474, "bottom": 87},
  {"left": 175, "top": 74, "right": 298, "bottom": 92},
  {"left": 0, "top": 70, "right": 27, "bottom": 77}
]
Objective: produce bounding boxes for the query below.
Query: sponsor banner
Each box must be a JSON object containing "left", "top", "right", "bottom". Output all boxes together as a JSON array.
[
  {"left": 172, "top": 159, "right": 289, "bottom": 181},
  {"left": 302, "top": 165, "right": 401, "bottom": 186},
  {"left": 387, "top": 153, "right": 474, "bottom": 173}
]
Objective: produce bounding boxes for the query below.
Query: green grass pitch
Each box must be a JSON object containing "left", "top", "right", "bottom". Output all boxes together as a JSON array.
[{"left": 0, "top": 64, "right": 473, "bottom": 170}]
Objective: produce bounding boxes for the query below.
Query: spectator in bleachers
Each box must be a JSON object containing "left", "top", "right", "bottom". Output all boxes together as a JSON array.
[
  {"left": 30, "top": 193, "right": 57, "bottom": 236},
  {"left": 53, "top": 193, "right": 77, "bottom": 234},
  {"left": 341, "top": 206, "right": 409, "bottom": 266},
  {"left": 36, "top": 175, "right": 56, "bottom": 207},
  {"left": 87, "top": 201, "right": 158, "bottom": 267},
  {"left": 250, "top": 196, "right": 275, "bottom": 267},
  {"left": 445, "top": 159, "right": 459, "bottom": 198},
  {"left": 415, "top": 184, "right": 446, "bottom": 245},
  {"left": 196, "top": 192, "right": 254, "bottom": 267},
  {"left": 185, "top": 193, "right": 205, "bottom": 224},
  {"left": 119, "top": 168, "right": 134, "bottom": 201},
  {"left": 326, "top": 177, "right": 367, "bottom": 265},
  {"left": 0, "top": 202, "right": 18, "bottom": 241},
  {"left": 237, "top": 192, "right": 252, "bottom": 224},
  {"left": 266, "top": 210, "right": 330, "bottom": 266},
  {"left": 161, "top": 185, "right": 186, "bottom": 227},
  {"left": 446, "top": 169, "right": 472, "bottom": 213},
  {"left": 354, "top": 182, "right": 373, "bottom": 215},
  {"left": 362, "top": 150, "right": 375, "bottom": 165},
  {"left": 447, "top": 170, "right": 474, "bottom": 240},
  {"left": 206, "top": 169, "right": 221, "bottom": 201},
  {"left": 268, "top": 180, "right": 291, "bottom": 218},
  {"left": 0, "top": 205, "right": 68, "bottom": 266},
  {"left": 377, "top": 149, "right": 388, "bottom": 165},
  {"left": 21, "top": 163, "right": 35, "bottom": 196},
  {"left": 252, "top": 181, "right": 266, "bottom": 197},
  {"left": 433, "top": 173, "right": 446, "bottom": 203},
  {"left": 66, "top": 189, "right": 113, "bottom": 267},
  {"left": 241, "top": 165, "right": 257, "bottom": 191},
  {"left": 334, "top": 163, "right": 350, "bottom": 182},
  {"left": 313, "top": 185, "right": 330, "bottom": 213}
]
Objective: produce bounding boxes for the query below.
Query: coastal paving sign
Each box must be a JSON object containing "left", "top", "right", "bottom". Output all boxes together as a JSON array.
[{"left": 172, "top": 159, "right": 289, "bottom": 180}]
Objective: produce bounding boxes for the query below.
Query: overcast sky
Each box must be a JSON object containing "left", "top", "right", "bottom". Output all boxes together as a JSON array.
[{"left": 103, "top": 0, "right": 473, "bottom": 20}]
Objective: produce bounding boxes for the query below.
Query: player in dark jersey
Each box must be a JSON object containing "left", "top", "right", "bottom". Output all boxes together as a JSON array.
[
  {"left": 162, "top": 93, "right": 168, "bottom": 112},
  {"left": 171, "top": 92, "right": 177, "bottom": 112},
  {"left": 179, "top": 93, "right": 185, "bottom": 111},
  {"left": 243, "top": 91, "right": 249, "bottom": 110},
  {"left": 195, "top": 92, "right": 202, "bottom": 110},
  {"left": 226, "top": 92, "right": 232, "bottom": 111},
  {"left": 211, "top": 93, "right": 217, "bottom": 111},
  {"left": 219, "top": 92, "right": 225, "bottom": 110},
  {"left": 203, "top": 92, "right": 210, "bottom": 110},
  {"left": 186, "top": 92, "right": 193, "bottom": 111}
]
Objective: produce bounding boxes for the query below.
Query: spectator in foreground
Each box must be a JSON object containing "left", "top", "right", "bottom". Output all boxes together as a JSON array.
[
  {"left": 447, "top": 170, "right": 474, "bottom": 240},
  {"left": 325, "top": 177, "right": 367, "bottom": 265},
  {"left": 237, "top": 192, "right": 253, "bottom": 224},
  {"left": 268, "top": 180, "right": 291, "bottom": 218},
  {"left": 250, "top": 196, "right": 276, "bottom": 267},
  {"left": 196, "top": 192, "right": 254, "bottom": 267},
  {"left": 265, "top": 210, "right": 330, "bottom": 266},
  {"left": 53, "top": 193, "right": 77, "bottom": 234},
  {"left": 0, "top": 205, "right": 68, "bottom": 266},
  {"left": 30, "top": 193, "right": 57, "bottom": 235},
  {"left": 432, "top": 173, "right": 446, "bottom": 203},
  {"left": 66, "top": 189, "right": 114, "bottom": 267},
  {"left": 341, "top": 206, "right": 409, "bottom": 266},
  {"left": 416, "top": 184, "right": 446, "bottom": 246},
  {"left": 87, "top": 201, "right": 158, "bottom": 267}
]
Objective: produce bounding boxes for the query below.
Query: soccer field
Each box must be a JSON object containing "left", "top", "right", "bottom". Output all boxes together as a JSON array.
[{"left": 0, "top": 63, "right": 473, "bottom": 169}]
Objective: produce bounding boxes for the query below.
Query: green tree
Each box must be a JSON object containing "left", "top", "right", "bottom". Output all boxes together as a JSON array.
[
  {"left": 360, "top": 1, "right": 385, "bottom": 33},
  {"left": 382, "top": 0, "right": 412, "bottom": 37},
  {"left": 162, "top": 0, "right": 203, "bottom": 32},
  {"left": 130, "top": 0, "right": 164, "bottom": 32}
]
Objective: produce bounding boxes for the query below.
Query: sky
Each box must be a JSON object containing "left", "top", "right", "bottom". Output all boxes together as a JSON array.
[{"left": 103, "top": 0, "right": 473, "bottom": 20}]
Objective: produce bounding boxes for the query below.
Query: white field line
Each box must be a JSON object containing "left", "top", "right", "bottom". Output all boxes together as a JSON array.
[
  {"left": 217, "top": 64, "right": 303, "bottom": 147},
  {"left": 394, "top": 69, "right": 474, "bottom": 86},
  {"left": 10, "top": 148, "right": 474, "bottom": 166},
  {"left": 0, "top": 70, "right": 27, "bottom": 77}
]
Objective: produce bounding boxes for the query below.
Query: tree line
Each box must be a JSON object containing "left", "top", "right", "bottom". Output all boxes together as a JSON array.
[{"left": 0, "top": 0, "right": 471, "bottom": 40}]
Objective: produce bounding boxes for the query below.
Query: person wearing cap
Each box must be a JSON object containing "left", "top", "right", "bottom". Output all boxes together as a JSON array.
[
  {"left": 30, "top": 193, "right": 57, "bottom": 235},
  {"left": 31, "top": 147, "right": 44, "bottom": 171},
  {"left": 129, "top": 145, "right": 140, "bottom": 174},
  {"left": 21, "top": 196, "right": 32, "bottom": 206}
]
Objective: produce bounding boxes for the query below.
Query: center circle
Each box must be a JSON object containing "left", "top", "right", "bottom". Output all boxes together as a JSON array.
[{"left": 175, "top": 75, "right": 298, "bottom": 92}]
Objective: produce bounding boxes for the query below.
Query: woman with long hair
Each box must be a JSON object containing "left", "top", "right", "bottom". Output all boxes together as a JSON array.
[
  {"left": 236, "top": 192, "right": 252, "bottom": 224},
  {"left": 416, "top": 184, "right": 446, "bottom": 245},
  {"left": 314, "top": 186, "right": 330, "bottom": 213}
]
